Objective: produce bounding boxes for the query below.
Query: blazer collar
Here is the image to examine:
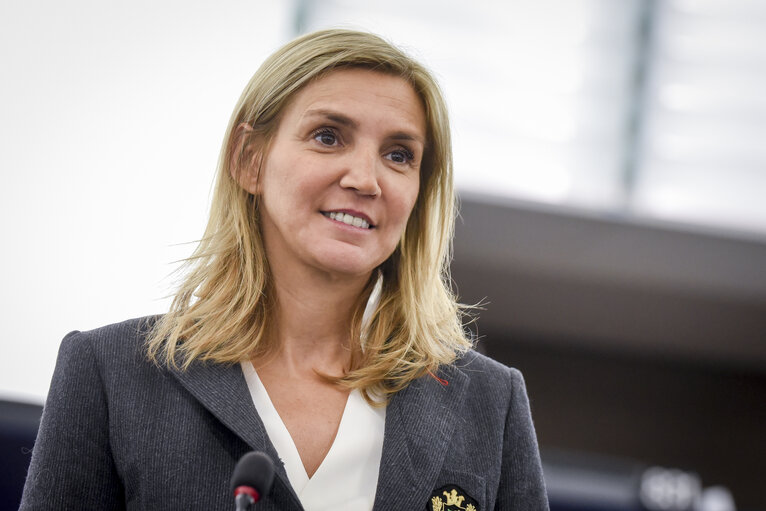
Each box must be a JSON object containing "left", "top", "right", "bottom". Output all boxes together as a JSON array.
[
  {"left": 169, "top": 360, "right": 303, "bottom": 508},
  {"left": 170, "top": 357, "right": 471, "bottom": 510},
  {"left": 373, "top": 363, "right": 470, "bottom": 510}
]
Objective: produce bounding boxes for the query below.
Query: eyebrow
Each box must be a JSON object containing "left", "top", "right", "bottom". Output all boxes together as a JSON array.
[
  {"left": 303, "top": 108, "right": 426, "bottom": 146},
  {"left": 304, "top": 109, "right": 358, "bottom": 128}
]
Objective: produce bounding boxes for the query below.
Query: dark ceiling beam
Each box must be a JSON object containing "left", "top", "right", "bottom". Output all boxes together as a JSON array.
[{"left": 451, "top": 193, "right": 766, "bottom": 370}]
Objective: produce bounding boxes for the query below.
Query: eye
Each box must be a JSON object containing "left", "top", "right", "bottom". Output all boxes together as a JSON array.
[
  {"left": 312, "top": 127, "right": 339, "bottom": 147},
  {"left": 385, "top": 147, "right": 415, "bottom": 165}
]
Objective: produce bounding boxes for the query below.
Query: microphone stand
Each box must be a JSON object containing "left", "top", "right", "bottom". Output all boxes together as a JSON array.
[{"left": 235, "top": 491, "right": 255, "bottom": 511}]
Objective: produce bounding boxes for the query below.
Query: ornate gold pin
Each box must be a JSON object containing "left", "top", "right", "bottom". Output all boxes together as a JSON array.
[{"left": 428, "top": 484, "right": 479, "bottom": 511}]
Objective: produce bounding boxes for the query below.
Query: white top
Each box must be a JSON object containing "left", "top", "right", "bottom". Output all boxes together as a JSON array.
[{"left": 241, "top": 362, "right": 386, "bottom": 510}]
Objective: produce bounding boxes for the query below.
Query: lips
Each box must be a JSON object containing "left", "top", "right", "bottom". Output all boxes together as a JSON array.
[{"left": 322, "top": 210, "right": 374, "bottom": 229}]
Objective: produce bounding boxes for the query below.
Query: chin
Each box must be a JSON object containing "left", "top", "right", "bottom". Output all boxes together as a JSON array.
[
  {"left": 312, "top": 248, "right": 386, "bottom": 279},
  {"left": 319, "top": 261, "right": 378, "bottom": 279}
]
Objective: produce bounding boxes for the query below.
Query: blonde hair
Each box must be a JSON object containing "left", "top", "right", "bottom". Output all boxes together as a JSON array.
[{"left": 147, "top": 29, "right": 472, "bottom": 401}]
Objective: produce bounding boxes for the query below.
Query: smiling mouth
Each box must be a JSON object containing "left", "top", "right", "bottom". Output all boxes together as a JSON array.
[{"left": 322, "top": 211, "right": 373, "bottom": 229}]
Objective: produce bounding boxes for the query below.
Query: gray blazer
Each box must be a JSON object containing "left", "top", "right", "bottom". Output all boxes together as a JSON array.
[{"left": 20, "top": 317, "right": 548, "bottom": 510}]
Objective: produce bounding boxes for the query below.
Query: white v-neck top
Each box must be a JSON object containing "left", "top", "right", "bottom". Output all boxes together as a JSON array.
[{"left": 241, "top": 362, "right": 386, "bottom": 510}]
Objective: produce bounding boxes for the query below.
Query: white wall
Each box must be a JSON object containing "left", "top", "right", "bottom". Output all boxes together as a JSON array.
[{"left": 0, "top": 1, "right": 292, "bottom": 403}]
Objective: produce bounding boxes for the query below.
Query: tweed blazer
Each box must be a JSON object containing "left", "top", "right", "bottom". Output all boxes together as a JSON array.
[{"left": 20, "top": 317, "right": 548, "bottom": 510}]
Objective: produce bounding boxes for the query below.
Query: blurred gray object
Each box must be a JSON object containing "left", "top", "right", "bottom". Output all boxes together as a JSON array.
[{"left": 0, "top": 400, "right": 41, "bottom": 511}]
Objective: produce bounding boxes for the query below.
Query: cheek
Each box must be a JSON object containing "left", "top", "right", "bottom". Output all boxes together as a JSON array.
[
  {"left": 260, "top": 153, "right": 316, "bottom": 205},
  {"left": 389, "top": 181, "right": 420, "bottom": 237},
  {"left": 401, "top": 179, "right": 421, "bottom": 222}
]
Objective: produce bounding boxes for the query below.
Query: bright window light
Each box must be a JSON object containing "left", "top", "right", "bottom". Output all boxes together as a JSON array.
[{"left": 634, "top": 0, "right": 766, "bottom": 234}]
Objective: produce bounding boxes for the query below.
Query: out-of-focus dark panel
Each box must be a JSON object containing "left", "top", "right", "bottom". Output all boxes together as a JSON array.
[
  {"left": 0, "top": 400, "right": 41, "bottom": 511},
  {"left": 453, "top": 193, "right": 766, "bottom": 369},
  {"left": 480, "top": 336, "right": 766, "bottom": 510}
]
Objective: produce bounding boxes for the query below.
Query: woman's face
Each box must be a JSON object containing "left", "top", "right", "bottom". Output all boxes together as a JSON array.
[{"left": 253, "top": 68, "right": 426, "bottom": 280}]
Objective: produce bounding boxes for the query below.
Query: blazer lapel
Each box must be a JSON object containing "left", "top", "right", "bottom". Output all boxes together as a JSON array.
[
  {"left": 373, "top": 365, "right": 470, "bottom": 510},
  {"left": 170, "top": 360, "right": 303, "bottom": 509}
]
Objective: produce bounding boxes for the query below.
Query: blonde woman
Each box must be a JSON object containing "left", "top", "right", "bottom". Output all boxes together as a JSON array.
[{"left": 21, "top": 30, "right": 548, "bottom": 510}]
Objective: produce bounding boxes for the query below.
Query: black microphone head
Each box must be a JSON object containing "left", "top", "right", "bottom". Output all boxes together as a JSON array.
[{"left": 230, "top": 451, "right": 276, "bottom": 497}]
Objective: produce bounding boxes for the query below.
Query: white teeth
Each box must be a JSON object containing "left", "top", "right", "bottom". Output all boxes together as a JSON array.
[{"left": 324, "top": 211, "right": 370, "bottom": 229}]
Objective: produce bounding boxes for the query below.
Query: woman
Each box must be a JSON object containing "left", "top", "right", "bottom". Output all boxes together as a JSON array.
[{"left": 21, "top": 29, "right": 548, "bottom": 510}]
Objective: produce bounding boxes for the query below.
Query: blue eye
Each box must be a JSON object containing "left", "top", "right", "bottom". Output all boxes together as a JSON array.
[
  {"left": 313, "top": 128, "right": 338, "bottom": 146},
  {"left": 386, "top": 148, "right": 415, "bottom": 164}
]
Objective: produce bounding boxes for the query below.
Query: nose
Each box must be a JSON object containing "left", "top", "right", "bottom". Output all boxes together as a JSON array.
[{"left": 339, "top": 146, "right": 381, "bottom": 197}]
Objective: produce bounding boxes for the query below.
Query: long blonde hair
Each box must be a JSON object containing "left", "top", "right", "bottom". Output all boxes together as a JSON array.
[{"left": 147, "top": 29, "right": 472, "bottom": 402}]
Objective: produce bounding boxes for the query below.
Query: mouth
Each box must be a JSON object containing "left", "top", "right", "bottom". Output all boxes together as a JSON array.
[{"left": 322, "top": 211, "right": 374, "bottom": 229}]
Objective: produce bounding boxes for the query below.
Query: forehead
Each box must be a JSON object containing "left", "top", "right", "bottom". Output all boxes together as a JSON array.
[{"left": 280, "top": 68, "right": 426, "bottom": 137}]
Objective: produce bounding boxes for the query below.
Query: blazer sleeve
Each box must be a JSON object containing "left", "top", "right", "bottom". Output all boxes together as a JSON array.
[
  {"left": 20, "top": 331, "right": 124, "bottom": 510},
  {"left": 496, "top": 367, "right": 549, "bottom": 510}
]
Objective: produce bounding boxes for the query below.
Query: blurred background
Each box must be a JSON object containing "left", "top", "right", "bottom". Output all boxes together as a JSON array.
[{"left": 1, "top": 0, "right": 764, "bottom": 509}]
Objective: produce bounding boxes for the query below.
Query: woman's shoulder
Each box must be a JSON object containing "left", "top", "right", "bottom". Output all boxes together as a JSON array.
[
  {"left": 57, "top": 315, "right": 160, "bottom": 365},
  {"left": 448, "top": 349, "right": 527, "bottom": 397},
  {"left": 49, "top": 316, "right": 169, "bottom": 409}
]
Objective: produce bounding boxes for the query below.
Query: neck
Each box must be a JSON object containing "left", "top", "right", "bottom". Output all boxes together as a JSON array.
[{"left": 265, "top": 265, "right": 372, "bottom": 377}]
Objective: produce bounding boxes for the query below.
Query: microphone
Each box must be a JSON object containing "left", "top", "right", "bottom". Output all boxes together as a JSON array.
[{"left": 230, "top": 451, "right": 276, "bottom": 510}]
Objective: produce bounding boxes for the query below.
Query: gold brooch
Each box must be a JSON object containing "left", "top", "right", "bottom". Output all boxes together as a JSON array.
[{"left": 428, "top": 485, "right": 478, "bottom": 511}]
